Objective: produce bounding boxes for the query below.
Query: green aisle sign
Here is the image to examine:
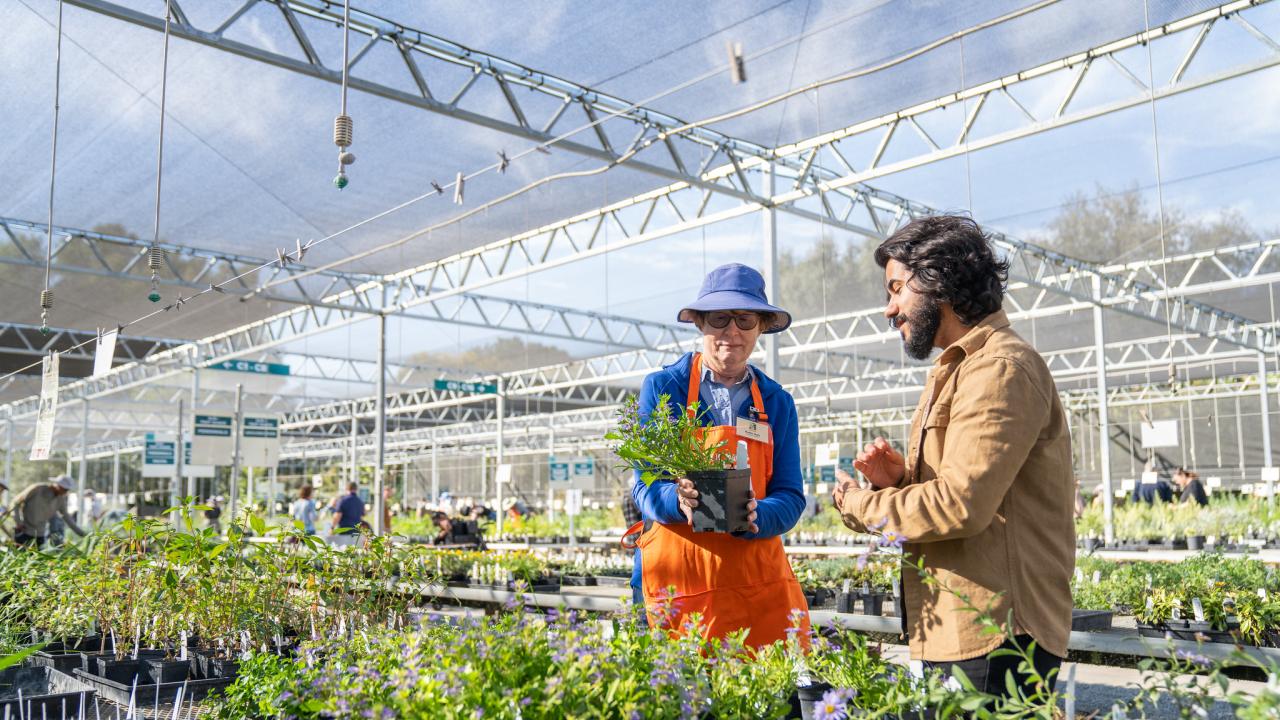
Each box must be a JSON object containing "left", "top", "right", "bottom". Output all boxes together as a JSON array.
[
  {"left": 209, "top": 360, "right": 290, "bottom": 376},
  {"left": 434, "top": 379, "right": 498, "bottom": 394}
]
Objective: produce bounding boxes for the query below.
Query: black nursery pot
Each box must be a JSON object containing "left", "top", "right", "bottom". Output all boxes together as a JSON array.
[
  {"left": 797, "top": 681, "right": 833, "bottom": 720},
  {"left": 144, "top": 657, "right": 191, "bottom": 684},
  {"left": 687, "top": 469, "right": 752, "bottom": 533},
  {"left": 1187, "top": 535, "right": 1206, "bottom": 551}
]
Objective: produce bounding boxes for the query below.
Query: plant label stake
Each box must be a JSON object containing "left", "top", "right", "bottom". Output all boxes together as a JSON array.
[
  {"left": 1260, "top": 588, "right": 1269, "bottom": 600},
  {"left": 1074, "top": 568, "right": 1083, "bottom": 583},
  {"left": 179, "top": 631, "right": 186, "bottom": 661},
  {"left": 132, "top": 626, "right": 140, "bottom": 660},
  {"left": 1091, "top": 570, "right": 1101, "bottom": 584},
  {"left": 1192, "top": 598, "right": 1205, "bottom": 622}
]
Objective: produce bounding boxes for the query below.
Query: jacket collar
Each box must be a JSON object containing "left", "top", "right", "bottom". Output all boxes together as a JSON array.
[{"left": 936, "top": 309, "right": 1010, "bottom": 365}]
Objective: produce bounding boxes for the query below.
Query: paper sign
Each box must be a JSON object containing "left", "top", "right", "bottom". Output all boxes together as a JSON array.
[
  {"left": 1206, "top": 476, "right": 1222, "bottom": 489},
  {"left": 495, "top": 464, "right": 512, "bottom": 485},
  {"left": 565, "top": 488, "right": 583, "bottom": 517},
  {"left": 1141, "top": 472, "right": 1159, "bottom": 486},
  {"left": 30, "top": 353, "right": 60, "bottom": 461},
  {"left": 1120, "top": 479, "right": 1136, "bottom": 492},
  {"left": 814, "top": 442, "right": 839, "bottom": 467},
  {"left": 1263, "top": 467, "right": 1280, "bottom": 483},
  {"left": 1141, "top": 420, "right": 1179, "bottom": 448},
  {"left": 92, "top": 328, "right": 118, "bottom": 378}
]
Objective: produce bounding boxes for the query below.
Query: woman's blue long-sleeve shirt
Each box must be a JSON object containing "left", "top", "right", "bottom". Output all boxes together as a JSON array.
[{"left": 630, "top": 352, "right": 806, "bottom": 540}]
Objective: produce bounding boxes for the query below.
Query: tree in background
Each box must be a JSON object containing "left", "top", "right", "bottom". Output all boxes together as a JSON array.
[{"left": 404, "top": 336, "right": 572, "bottom": 378}]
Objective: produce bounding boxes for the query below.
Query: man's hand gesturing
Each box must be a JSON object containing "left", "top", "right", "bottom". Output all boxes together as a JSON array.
[{"left": 853, "top": 437, "right": 906, "bottom": 489}]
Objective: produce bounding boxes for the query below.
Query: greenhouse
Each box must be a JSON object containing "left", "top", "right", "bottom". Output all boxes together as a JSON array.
[{"left": 2, "top": 0, "right": 1280, "bottom": 717}]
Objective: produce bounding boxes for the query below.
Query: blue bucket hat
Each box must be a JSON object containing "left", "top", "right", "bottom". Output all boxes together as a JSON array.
[{"left": 677, "top": 263, "right": 792, "bottom": 334}]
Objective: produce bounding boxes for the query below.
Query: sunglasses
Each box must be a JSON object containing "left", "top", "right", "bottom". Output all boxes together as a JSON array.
[{"left": 703, "top": 311, "right": 764, "bottom": 331}]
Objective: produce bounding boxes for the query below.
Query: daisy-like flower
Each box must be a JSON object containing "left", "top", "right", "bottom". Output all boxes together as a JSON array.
[
  {"left": 812, "top": 697, "right": 847, "bottom": 720},
  {"left": 878, "top": 530, "right": 906, "bottom": 549}
]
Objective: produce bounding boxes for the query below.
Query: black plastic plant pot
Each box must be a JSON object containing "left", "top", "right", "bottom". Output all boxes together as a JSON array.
[
  {"left": 144, "top": 658, "right": 191, "bottom": 684},
  {"left": 1187, "top": 535, "right": 1205, "bottom": 551},
  {"left": 836, "top": 592, "right": 856, "bottom": 614},
  {"left": 79, "top": 651, "right": 113, "bottom": 674},
  {"left": 687, "top": 469, "right": 752, "bottom": 533},
  {"left": 796, "top": 681, "right": 833, "bottom": 720},
  {"left": 209, "top": 656, "right": 241, "bottom": 679},
  {"left": 1081, "top": 537, "right": 1100, "bottom": 553},
  {"left": 862, "top": 593, "right": 886, "bottom": 616},
  {"left": 96, "top": 657, "right": 141, "bottom": 684}
]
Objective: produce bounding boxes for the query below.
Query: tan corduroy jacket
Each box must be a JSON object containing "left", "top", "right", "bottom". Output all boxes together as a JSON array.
[{"left": 837, "top": 310, "right": 1075, "bottom": 661}]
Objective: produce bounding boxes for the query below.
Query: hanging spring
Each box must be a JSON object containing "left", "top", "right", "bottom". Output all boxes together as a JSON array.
[
  {"left": 147, "top": 245, "right": 164, "bottom": 302},
  {"left": 333, "top": 115, "right": 355, "bottom": 189}
]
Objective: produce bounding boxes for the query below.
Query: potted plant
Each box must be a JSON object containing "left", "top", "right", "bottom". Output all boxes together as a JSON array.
[{"left": 607, "top": 394, "right": 747, "bottom": 533}]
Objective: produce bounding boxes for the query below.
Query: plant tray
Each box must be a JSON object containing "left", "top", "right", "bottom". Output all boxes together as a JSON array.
[
  {"left": 71, "top": 669, "right": 233, "bottom": 706},
  {"left": 1071, "top": 609, "right": 1113, "bottom": 632},
  {"left": 594, "top": 576, "right": 631, "bottom": 587},
  {"left": 29, "top": 651, "right": 84, "bottom": 675},
  {"left": 0, "top": 666, "right": 96, "bottom": 718}
]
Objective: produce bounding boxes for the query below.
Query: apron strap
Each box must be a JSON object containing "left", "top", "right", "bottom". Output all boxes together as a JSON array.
[
  {"left": 686, "top": 353, "right": 703, "bottom": 420},
  {"left": 749, "top": 376, "right": 769, "bottom": 423},
  {"left": 620, "top": 520, "right": 648, "bottom": 549}
]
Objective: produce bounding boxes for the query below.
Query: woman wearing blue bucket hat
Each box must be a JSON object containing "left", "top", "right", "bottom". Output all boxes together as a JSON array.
[{"left": 623, "top": 263, "right": 810, "bottom": 648}]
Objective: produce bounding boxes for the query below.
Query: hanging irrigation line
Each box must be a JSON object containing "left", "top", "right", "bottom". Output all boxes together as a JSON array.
[
  {"left": 332, "top": 0, "right": 355, "bottom": 189},
  {"left": 146, "top": 0, "right": 174, "bottom": 304},
  {"left": 0, "top": 0, "right": 1066, "bottom": 385},
  {"left": 1142, "top": 0, "right": 1179, "bottom": 385},
  {"left": 38, "top": 0, "right": 65, "bottom": 335}
]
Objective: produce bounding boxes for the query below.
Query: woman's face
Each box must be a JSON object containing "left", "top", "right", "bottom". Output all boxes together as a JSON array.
[{"left": 697, "top": 311, "right": 764, "bottom": 372}]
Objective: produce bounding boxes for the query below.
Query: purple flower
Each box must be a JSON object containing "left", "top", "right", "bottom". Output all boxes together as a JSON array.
[
  {"left": 277, "top": 691, "right": 294, "bottom": 702},
  {"left": 869, "top": 517, "right": 889, "bottom": 532},
  {"left": 877, "top": 530, "right": 906, "bottom": 549},
  {"left": 630, "top": 712, "right": 643, "bottom": 720},
  {"left": 813, "top": 697, "right": 847, "bottom": 720},
  {"left": 1175, "top": 649, "right": 1212, "bottom": 668},
  {"left": 855, "top": 552, "right": 870, "bottom": 570}
]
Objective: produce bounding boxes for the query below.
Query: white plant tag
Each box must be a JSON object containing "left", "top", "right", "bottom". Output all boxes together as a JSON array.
[
  {"left": 1192, "top": 598, "right": 1205, "bottom": 622},
  {"left": 1171, "top": 599, "right": 1182, "bottom": 620},
  {"left": 132, "top": 626, "right": 140, "bottom": 659},
  {"left": 1260, "top": 588, "right": 1269, "bottom": 600},
  {"left": 179, "top": 632, "right": 187, "bottom": 661},
  {"left": 842, "top": 579, "right": 852, "bottom": 594},
  {"left": 1092, "top": 571, "right": 1101, "bottom": 584},
  {"left": 1146, "top": 597, "right": 1155, "bottom": 612},
  {"left": 1075, "top": 568, "right": 1084, "bottom": 583}
]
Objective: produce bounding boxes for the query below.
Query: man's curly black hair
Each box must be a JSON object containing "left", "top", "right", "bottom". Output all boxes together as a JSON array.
[{"left": 873, "top": 215, "right": 1010, "bottom": 326}]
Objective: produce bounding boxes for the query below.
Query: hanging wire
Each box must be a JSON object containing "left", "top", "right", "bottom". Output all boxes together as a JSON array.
[
  {"left": 1141, "top": 0, "right": 1178, "bottom": 386},
  {"left": 147, "top": 0, "right": 174, "bottom": 303},
  {"left": 333, "top": 0, "right": 355, "bottom": 189},
  {"left": 39, "top": 0, "right": 66, "bottom": 335}
]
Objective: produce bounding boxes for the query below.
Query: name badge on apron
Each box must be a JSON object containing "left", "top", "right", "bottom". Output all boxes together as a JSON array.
[{"left": 736, "top": 416, "right": 770, "bottom": 444}]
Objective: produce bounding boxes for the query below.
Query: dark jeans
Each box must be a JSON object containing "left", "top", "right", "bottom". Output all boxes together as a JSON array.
[
  {"left": 14, "top": 533, "right": 45, "bottom": 547},
  {"left": 927, "top": 635, "right": 1061, "bottom": 701}
]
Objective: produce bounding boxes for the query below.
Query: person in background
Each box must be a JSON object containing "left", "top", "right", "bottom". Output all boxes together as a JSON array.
[
  {"left": 334, "top": 482, "right": 366, "bottom": 536},
  {"left": 1175, "top": 467, "right": 1209, "bottom": 506},
  {"left": 382, "top": 486, "right": 394, "bottom": 535},
  {"left": 291, "top": 485, "right": 318, "bottom": 535},
  {"left": 431, "top": 511, "right": 453, "bottom": 545},
  {"left": 82, "top": 489, "right": 106, "bottom": 527},
  {"left": 8, "top": 476, "right": 87, "bottom": 547},
  {"left": 1133, "top": 457, "right": 1175, "bottom": 504},
  {"left": 204, "top": 496, "right": 223, "bottom": 534},
  {"left": 832, "top": 215, "right": 1073, "bottom": 701}
]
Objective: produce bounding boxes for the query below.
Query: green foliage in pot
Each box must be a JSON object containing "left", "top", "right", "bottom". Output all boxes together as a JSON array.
[{"left": 606, "top": 394, "right": 734, "bottom": 485}]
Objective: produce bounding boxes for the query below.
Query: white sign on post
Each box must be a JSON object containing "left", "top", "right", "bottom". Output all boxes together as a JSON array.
[
  {"left": 814, "top": 443, "right": 840, "bottom": 467},
  {"left": 92, "top": 328, "right": 118, "bottom": 378},
  {"left": 146, "top": 434, "right": 215, "bottom": 479},
  {"left": 570, "top": 457, "right": 595, "bottom": 489},
  {"left": 1141, "top": 472, "right": 1159, "bottom": 486},
  {"left": 241, "top": 415, "right": 281, "bottom": 467},
  {"left": 564, "top": 488, "right": 583, "bottom": 517},
  {"left": 30, "top": 353, "right": 60, "bottom": 461},
  {"left": 1120, "top": 478, "right": 1136, "bottom": 492},
  {"left": 1262, "top": 468, "right": 1280, "bottom": 483},
  {"left": 1140, "top": 420, "right": 1179, "bottom": 449},
  {"left": 190, "top": 414, "right": 235, "bottom": 466},
  {"left": 495, "top": 464, "right": 513, "bottom": 485},
  {"left": 1206, "top": 476, "right": 1222, "bottom": 489},
  {"left": 548, "top": 457, "right": 570, "bottom": 484}
]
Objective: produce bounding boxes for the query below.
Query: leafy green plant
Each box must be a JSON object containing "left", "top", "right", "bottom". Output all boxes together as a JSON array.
[{"left": 606, "top": 394, "right": 734, "bottom": 485}]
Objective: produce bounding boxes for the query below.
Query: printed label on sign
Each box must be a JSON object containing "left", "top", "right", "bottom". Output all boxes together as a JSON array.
[{"left": 736, "top": 416, "right": 770, "bottom": 444}]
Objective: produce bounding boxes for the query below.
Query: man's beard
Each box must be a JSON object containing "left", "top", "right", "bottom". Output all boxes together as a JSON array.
[{"left": 902, "top": 298, "right": 942, "bottom": 361}]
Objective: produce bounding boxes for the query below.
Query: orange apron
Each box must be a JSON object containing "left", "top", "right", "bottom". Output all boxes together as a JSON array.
[{"left": 623, "top": 353, "right": 810, "bottom": 649}]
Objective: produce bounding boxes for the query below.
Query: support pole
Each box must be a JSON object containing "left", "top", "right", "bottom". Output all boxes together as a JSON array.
[
  {"left": 1092, "top": 275, "right": 1115, "bottom": 545},
  {"left": 761, "top": 161, "right": 779, "bottom": 378},
  {"left": 78, "top": 399, "right": 89, "bottom": 490},
  {"left": 268, "top": 466, "right": 277, "bottom": 519},
  {"left": 430, "top": 428, "right": 439, "bottom": 506},
  {"left": 188, "top": 368, "right": 199, "bottom": 501},
  {"left": 230, "top": 383, "right": 243, "bottom": 521},
  {"left": 4, "top": 416, "right": 11, "bottom": 496},
  {"left": 496, "top": 379, "right": 506, "bottom": 534},
  {"left": 173, "top": 398, "right": 184, "bottom": 527},
  {"left": 349, "top": 401, "right": 358, "bottom": 490},
  {"left": 547, "top": 426, "right": 556, "bottom": 523},
  {"left": 111, "top": 448, "right": 120, "bottom": 509},
  {"left": 1260, "top": 350, "right": 1274, "bottom": 504},
  {"left": 374, "top": 314, "right": 387, "bottom": 534}
]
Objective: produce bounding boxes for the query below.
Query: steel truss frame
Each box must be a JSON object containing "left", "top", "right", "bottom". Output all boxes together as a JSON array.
[{"left": 6, "top": 0, "right": 1277, "bottom": 450}]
